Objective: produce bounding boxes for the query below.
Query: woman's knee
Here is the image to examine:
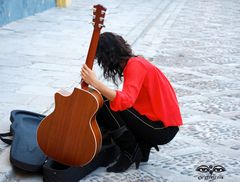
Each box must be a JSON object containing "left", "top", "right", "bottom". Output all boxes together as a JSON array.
[{"left": 155, "top": 127, "right": 179, "bottom": 145}]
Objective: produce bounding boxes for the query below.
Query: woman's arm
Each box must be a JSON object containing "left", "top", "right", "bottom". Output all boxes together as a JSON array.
[{"left": 81, "top": 64, "right": 116, "bottom": 101}]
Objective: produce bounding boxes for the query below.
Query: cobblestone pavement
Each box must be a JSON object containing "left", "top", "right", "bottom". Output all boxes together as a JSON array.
[{"left": 0, "top": 0, "right": 240, "bottom": 181}]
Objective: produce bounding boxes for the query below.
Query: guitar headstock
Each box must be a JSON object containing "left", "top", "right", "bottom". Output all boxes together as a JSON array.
[{"left": 91, "top": 4, "right": 107, "bottom": 31}]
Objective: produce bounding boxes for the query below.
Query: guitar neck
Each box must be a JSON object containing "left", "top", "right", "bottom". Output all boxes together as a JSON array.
[
  {"left": 81, "top": 4, "right": 106, "bottom": 89},
  {"left": 85, "top": 29, "right": 100, "bottom": 70},
  {"left": 81, "top": 30, "right": 101, "bottom": 89}
]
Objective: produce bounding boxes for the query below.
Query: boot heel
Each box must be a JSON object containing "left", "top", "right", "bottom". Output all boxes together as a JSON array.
[
  {"left": 135, "top": 161, "right": 140, "bottom": 169},
  {"left": 133, "top": 146, "right": 142, "bottom": 169}
]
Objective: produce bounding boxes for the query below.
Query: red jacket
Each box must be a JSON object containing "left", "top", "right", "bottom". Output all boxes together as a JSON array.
[{"left": 110, "top": 56, "right": 183, "bottom": 127}]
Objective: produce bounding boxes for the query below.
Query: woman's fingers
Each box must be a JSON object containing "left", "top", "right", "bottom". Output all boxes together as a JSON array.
[
  {"left": 83, "top": 64, "right": 90, "bottom": 70},
  {"left": 81, "top": 64, "right": 88, "bottom": 75},
  {"left": 80, "top": 64, "right": 97, "bottom": 86},
  {"left": 82, "top": 64, "right": 90, "bottom": 73},
  {"left": 81, "top": 64, "right": 91, "bottom": 84}
]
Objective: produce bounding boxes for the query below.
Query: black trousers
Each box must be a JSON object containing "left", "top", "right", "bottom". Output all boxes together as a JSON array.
[{"left": 97, "top": 100, "right": 179, "bottom": 147}]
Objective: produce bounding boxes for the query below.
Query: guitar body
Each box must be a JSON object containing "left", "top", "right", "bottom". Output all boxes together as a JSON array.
[
  {"left": 37, "top": 88, "right": 103, "bottom": 166},
  {"left": 37, "top": 4, "right": 107, "bottom": 167}
]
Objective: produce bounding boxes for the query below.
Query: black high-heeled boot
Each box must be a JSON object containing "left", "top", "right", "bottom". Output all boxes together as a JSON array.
[
  {"left": 106, "top": 126, "right": 142, "bottom": 173},
  {"left": 107, "top": 144, "right": 142, "bottom": 173}
]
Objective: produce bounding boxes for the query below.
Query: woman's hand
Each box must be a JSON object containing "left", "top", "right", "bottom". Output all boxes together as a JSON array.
[
  {"left": 80, "top": 64, "right": 98, "bottom": 86},
  {"left": 81, "top": 64, "right": 116, "bottom": 101}
]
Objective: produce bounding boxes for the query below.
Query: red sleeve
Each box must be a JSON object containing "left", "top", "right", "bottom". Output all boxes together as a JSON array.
[{"left": 110, "top": 59, "right": 147, "bottom": 111}]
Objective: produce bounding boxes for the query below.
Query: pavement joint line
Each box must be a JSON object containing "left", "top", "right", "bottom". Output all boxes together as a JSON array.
[{"left": 129, "top": 0, "right": 173, "bottom": 46}]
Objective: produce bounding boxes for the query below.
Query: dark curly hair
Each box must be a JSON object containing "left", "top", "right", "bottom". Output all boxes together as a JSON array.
[{"left": 96, "top": 32, "right": 135, "bottom": 86}]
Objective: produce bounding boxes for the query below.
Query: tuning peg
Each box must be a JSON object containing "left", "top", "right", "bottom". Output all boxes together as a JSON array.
[
  {"left": 90, "top": 7, "right": 96, "bottom": 12},
  {"left": 89, "top": 21, "right": 95, "bottom": 26},
  {"left": 98, "top": 24, "right": 105, "bottom": 28},
  {"left": 100, "top": 17, "right": 104, "bottom": 21},
  {"left": 101, "top": 10, "right": 106, "bottom": 15}
]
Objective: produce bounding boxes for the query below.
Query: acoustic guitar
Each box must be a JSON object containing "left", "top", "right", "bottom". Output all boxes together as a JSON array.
[{"left": 37, "top": 4, "right": 107, "bottom": 167}]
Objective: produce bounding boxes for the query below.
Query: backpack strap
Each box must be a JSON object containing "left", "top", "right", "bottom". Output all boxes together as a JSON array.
[{"left": 0, "top": 132, "right": 13, "bottom": 145}]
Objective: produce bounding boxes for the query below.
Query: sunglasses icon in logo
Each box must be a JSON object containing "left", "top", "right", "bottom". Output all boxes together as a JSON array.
[{"left": 196, "top": 165, "right": 226, "bottom": 175}]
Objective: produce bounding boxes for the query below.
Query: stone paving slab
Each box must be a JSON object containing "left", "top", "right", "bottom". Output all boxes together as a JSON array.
[{"left": 0, "top": 0, "right": 240, "bottom": 181}]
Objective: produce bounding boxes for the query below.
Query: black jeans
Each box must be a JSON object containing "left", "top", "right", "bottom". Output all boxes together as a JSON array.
[{"left": 97, "top": 100, "right": 179, "bottom": 147}]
